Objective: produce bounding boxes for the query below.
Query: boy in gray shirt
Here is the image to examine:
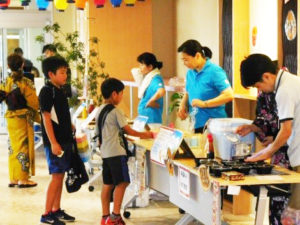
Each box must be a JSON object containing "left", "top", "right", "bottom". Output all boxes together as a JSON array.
[{"left": 99, "top": 78, "right": 152, "bottom": 225}]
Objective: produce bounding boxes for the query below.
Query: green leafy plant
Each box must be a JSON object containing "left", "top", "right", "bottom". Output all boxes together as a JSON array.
[
  {"left": 35, "top": 23, "right": 109, "bottom": 107},
  {"left": 168, "top": 92, "right": 184, "bottom": 113}
]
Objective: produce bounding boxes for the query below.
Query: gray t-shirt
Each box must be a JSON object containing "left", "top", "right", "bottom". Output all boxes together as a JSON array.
[{"left": 97, "top": 104, "right": 128, "bottom": 158}]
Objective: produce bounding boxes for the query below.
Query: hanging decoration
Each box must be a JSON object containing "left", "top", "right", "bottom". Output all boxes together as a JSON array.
[
  {"left": 0, "top": 0, "right": 10, "bottom": 9},
  {"left": 75, "top": 0, "right": 86, "bottom": 10},
  {"left": 54, "top": 0, "right": 68, "bottom": 11},
  {"left": 94, "top": 0, "right": 105, "bottom": 8},
  {"left": 20, "top": 0, "right": 30, "bottom": 6},
  {"left": 124, "top": 0, "right": 135, "bottom": 6},
  {"left": 282, "top": 0, "right": 297, "bottom": 74},
  {"left": 36, "top": 0, "right": 49, "bottom": 10},
  {"left": 110, "top": 0, "right": 121, "bottom": 7}
]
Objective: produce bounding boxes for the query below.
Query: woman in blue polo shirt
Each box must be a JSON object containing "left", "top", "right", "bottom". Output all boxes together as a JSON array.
[
  {"left": 131, "top": 52, "right": 165, "bottom": 124},
  {"left": 177, "top": 40, "right": 233, "bottom": 133}
]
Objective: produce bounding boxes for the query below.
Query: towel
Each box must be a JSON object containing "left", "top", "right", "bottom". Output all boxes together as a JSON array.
[{"left": 131, "top": 68, "right": 160, "bottom": 99}]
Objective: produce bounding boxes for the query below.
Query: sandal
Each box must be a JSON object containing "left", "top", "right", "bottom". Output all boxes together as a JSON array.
[
  {"left": 8, "top": 180, "right": 18, "bottom": 188},
  {"left": 18, "top": 180, "right": 37, "bottom": 188},
  {"left": 8, "top": 183, "right": 18, "bottom": 188}
]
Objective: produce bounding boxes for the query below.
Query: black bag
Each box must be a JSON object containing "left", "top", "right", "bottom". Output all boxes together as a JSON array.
[
  {"left": 97, "top": 104, "right": 134, "bottom": 157},
  {"left": 0, "top": 90, "right": 6, "bottom": 103},
  {"left": 65, "top": 138, "right": 89, "bottom": 193}
]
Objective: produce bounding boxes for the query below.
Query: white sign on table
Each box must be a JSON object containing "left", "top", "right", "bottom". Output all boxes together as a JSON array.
[
  {"left": 150, "top": 126, "right": 183, "bottom": 165},
  {"left": 178, "top": 166, "right": 191, "bottom": 200},
  {"left": 132, "top": 115, "right": 148, "bottom": 132}
]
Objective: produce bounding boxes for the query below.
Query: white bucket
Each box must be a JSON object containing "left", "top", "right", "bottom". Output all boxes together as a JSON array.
[{"left": 207, "top": 118, "right": 255, "bottom": 160}]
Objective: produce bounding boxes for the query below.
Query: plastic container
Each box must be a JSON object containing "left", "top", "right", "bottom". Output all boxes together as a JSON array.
[
  {"left": 255, "top": 164, "right": 274, "bottom": 174},
  {"left": 82, "top": 106, "right": 88, "bottom": 119},
  {"left": 206, "top": 118, "right": 255, "bottom": 160}
]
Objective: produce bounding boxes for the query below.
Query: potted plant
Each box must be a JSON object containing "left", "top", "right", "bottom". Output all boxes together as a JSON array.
[{"left": 35, "top": 23, "right": 109, "bottom": 107}]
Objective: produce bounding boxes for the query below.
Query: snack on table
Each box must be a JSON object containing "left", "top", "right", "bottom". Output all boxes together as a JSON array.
[{"left": 221, "top": 171, "right": 244, "bottom": 181}]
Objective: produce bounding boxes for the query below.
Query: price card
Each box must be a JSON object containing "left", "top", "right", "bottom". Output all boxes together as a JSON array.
[
  {"left": 150, "top": 126, "right": 183, "bottom": 165},
  {"left": 227, "top": 185, "right": 241, "bottom": 195},
  {"left": 132, "top": 115, "right": 148, "bottom": 132},
  {"left": 178, "top": 166, "right": 190, "bottom": 200}
]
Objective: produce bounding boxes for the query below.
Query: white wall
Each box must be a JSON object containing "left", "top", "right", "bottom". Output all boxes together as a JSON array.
[
  {"left": 27, "top": 28, "right": 44, "bottom": 73},
  {"left": 175, "top": 0, "right": 220, "bottom": 77},
  {"left": 0, "top": 10, "right": 51, "bottom": 28},
  {"left": 249, "top": 0, "right": 278, "bottom": 60}
]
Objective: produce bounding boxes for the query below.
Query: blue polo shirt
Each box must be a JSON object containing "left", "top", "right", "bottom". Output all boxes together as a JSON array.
[
  {"left": 186, "top": 59, "right": 231, "bottom": 128},
  {"left": 138, "top": 75, "right": 164, "bottom": 123}
]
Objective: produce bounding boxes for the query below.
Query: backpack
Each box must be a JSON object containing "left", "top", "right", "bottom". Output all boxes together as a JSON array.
[{"left": 97, "top": 104, "right": 134, "bottom": 157}]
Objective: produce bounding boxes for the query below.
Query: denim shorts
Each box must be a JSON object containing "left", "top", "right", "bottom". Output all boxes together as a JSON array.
[{"left": 44, "top": 143, "right": 72, "bottom": 174}]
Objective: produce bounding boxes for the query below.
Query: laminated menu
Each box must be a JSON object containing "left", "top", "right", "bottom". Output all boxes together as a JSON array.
[
  {"left": 132, "top": 115, "right": 149, "bottom": 132},
  {"left": 150, "top": 126, "right": 183, "bottom": 165}
]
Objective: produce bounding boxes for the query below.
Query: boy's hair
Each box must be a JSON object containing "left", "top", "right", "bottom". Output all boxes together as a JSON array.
[
  {"left": 101, "top": 78, "right": 124, "bottom": 99},
  {"left": 240, "top": 54, "right": 277, "bottom": 88},
  {"left": 137, "top": 52, "right": 163, "bottom": 69},
  {"left": 177, "top": 39, "right": 212, "bottom": 59},
  {"left": 42, "top": 44, "right": 57, "bottom": 54},
  {"left": 42, "top": 56, "right": 68, "bottom": 79},
  {"left": 7, "top": 53, "right": 24, "bottom": 72},
  {"left": 14, "top": 47, "right": 23, "bottom": 56}
]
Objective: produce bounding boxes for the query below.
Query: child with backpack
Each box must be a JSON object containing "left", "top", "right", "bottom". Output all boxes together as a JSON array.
[{"left": 98, "top": 78, "right": 153, "bottom": 225}]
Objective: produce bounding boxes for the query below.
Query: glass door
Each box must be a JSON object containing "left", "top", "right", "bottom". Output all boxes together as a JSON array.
[
  {"left": 0, "top": 28, "right": 25, "bottom": 134},
  {"left": 0, "top": 29, "right": 3, "bottom": 83},
  {"left": 3, "top": 28, "right": 25, "bottom": 77}
]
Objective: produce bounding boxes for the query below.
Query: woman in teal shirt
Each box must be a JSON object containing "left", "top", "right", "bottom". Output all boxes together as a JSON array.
[
  {"left": 132, "top": 52, "right": 165, "bottom": 124},
  {"left": 177, "top": 40, "right": 233, "bottom": 133}
]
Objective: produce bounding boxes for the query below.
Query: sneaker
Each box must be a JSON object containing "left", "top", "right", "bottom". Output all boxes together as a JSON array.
[
  {"left": 101, "top": 216, "right": 122, "bottom": 225},
  {"left": 116, "top": 217, "right": 126, "bottom": 225},
  {"left": 100, "top": 217, "right": 108, "bottom": 225},
  {"left": 40, "top": 213, "right": 65, "bottom": 225},
  {"left": 281, "top": 207, "right": 300, "bottom": 225},
  {"left": 52, "top": 209, "right": 75, "bottom": 222}
]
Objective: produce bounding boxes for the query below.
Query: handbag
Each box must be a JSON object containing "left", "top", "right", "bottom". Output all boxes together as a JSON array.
[{"left": 65, "top": 137, "right": 89, "bottom": 193}]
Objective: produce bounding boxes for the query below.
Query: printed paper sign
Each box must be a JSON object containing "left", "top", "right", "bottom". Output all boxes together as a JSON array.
[
  {"left": 132, "top": 115, "right": 148, "bottom": 132},
  {"left": 178, "top": 166, "right": 190, "bottom": 200},
  {"left": 227, "top": 185, "right": 241, "bottom": 195},
  {"left": 150, "top": 126, "right": 183, "bottom": 165}
]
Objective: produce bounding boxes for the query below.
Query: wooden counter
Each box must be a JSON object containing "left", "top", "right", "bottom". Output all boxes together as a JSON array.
[
  {"left": 172, "top": 158, "right": 300, "bottom": 186},
  {"left": 134, "top": 138, "right": 300, "bottom": 186}
]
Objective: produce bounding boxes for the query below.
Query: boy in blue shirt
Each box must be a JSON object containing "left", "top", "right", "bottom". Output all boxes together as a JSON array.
[
  {"left": 99, "top": 78, "right": 152, "bottom": 225},
  {"left": 39, "top": 56, "right": 75, "bottom": 225}
]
